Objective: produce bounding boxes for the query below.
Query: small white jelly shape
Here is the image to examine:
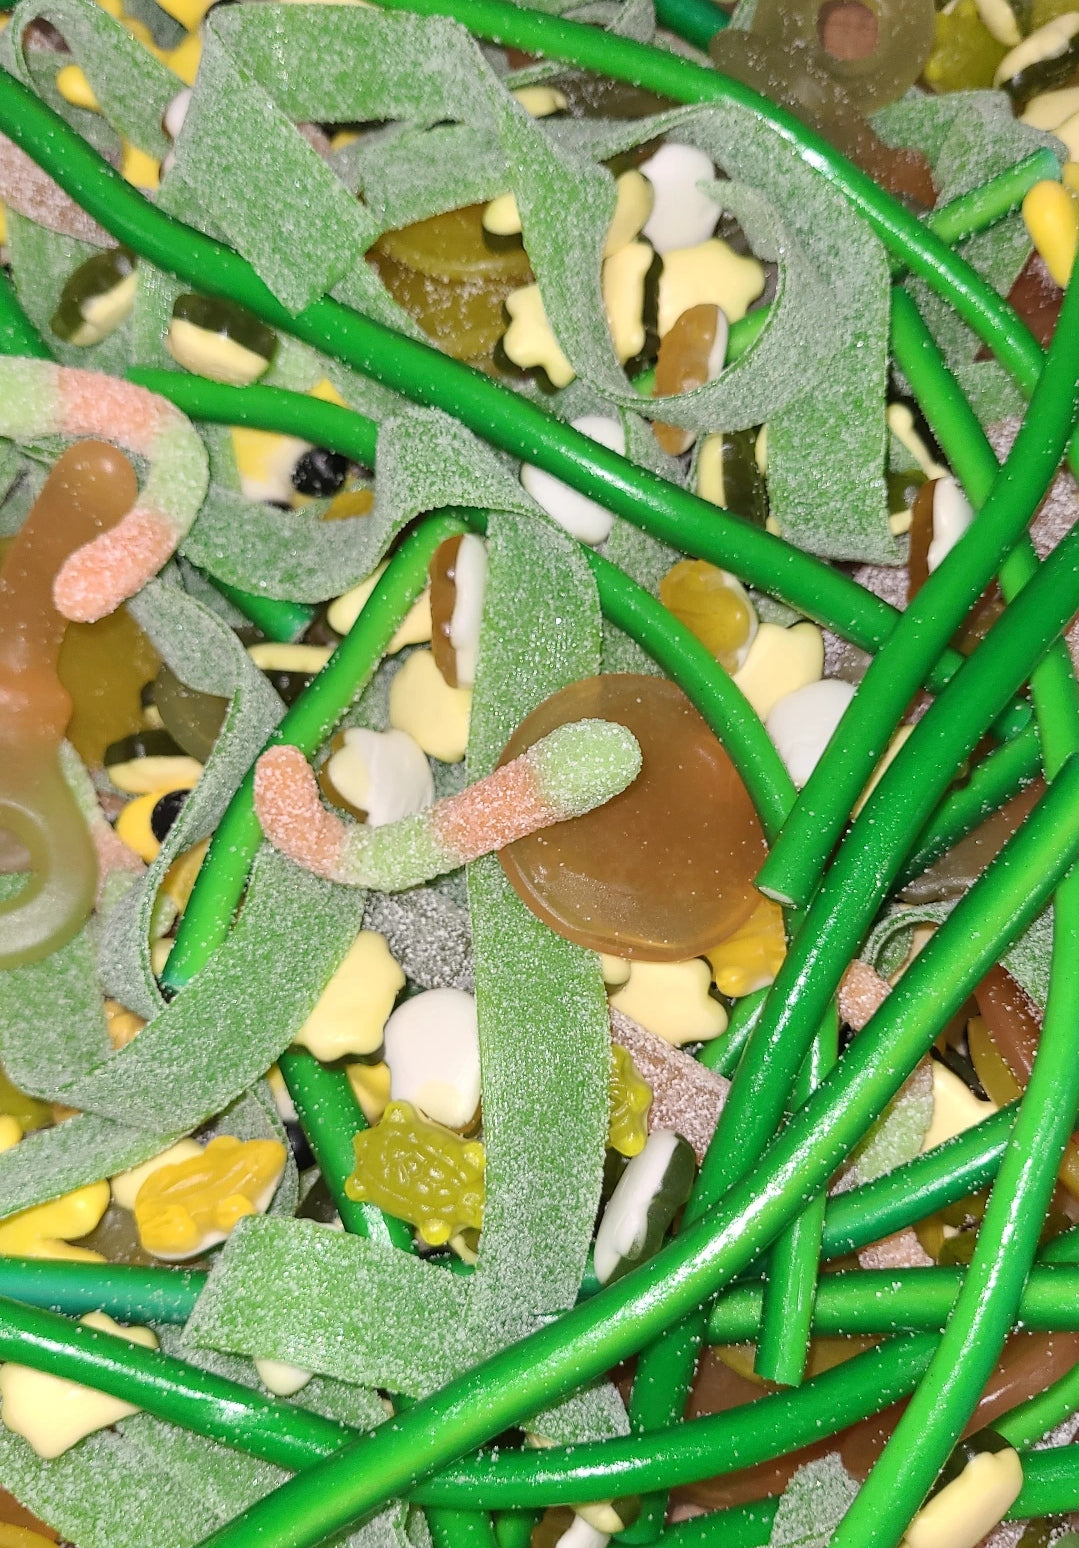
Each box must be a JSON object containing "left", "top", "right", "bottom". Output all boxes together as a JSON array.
[
  {"left": 325, "top": 727, "right": 434, "bottom": 826},
  {"left": 448, "top": 534, "right": 488, "bottom": 689},
  {"left": 640, "top": 143, "right": 718, "bottom": 253},
  {"left": 594, "top": 1130, "right": 684, "bottom": 1285},
  {"left": 383, "top": 987, "right": 481, "bottom": 1131},
  {"left": 255, "top": 1357, "right": 313, "bottom": 1397},
  {"left": 926, "top": 477, "right": 975, "bottom": 573},
  {"left": 521, "top": 415, "right": 625, "bottom": 545},
  {"left": 0, "top": 1312, "right": 158, "bottom": 1458},
  {"left": 765, "top": 677, "right": 857, "bottom": 789}
]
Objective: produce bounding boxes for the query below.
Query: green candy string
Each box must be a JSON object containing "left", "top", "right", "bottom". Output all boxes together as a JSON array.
[
  {"left": 0, "top": 1293, "right": 933, "bottom": 1504},
  {"left": 184, "top": 751, "right": 1079, "bottom": 1548},
  {"left": 650, "top": 1448, "right": 1079, "bottom": 1548}
]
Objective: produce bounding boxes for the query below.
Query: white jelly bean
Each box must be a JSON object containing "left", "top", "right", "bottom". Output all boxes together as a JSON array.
[
  {"left": 521, "top": 415, "right": 624, "bottom": 545},
  {"left": 766, "top": 677, "right": 857, "bottom": 788},
  {"left": 640, "top": 143, "right": 718, "bottom": 253},
  {"left": 383, "top": 987, "right": 481, "bottom": 1130}
]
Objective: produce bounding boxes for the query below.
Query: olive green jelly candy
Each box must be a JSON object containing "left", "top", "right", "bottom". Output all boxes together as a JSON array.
[{"left": 51, "top": 246, "right": 137, "bottom": 347}]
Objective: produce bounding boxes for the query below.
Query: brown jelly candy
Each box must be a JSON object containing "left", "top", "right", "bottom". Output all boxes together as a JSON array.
[{"left": 497, "top": 674, "right": 767, "bottom": 960}]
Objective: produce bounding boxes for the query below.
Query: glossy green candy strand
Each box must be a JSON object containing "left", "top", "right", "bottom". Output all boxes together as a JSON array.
[
  {"left": 823, "top": 279, "right": 1079, "bottom": 1547},
  {"left": 650, "top": 1451, "right": 1079, "bottom": 1548},
  {"left": 0, "top": 1295, "right": 932, "bottom": 1502},
  {"left": 686, "top": 309, "right": 1079, "bottom": 1258},
  {"left": 188, "top": 757, "right": 1079, "bottom": 1546}
]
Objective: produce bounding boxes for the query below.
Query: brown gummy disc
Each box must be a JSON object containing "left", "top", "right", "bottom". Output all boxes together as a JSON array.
[{"left": 497, "top": 674, "right": 768, "bottom": 961}]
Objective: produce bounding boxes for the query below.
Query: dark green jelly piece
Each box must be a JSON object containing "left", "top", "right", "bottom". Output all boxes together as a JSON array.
[
  {"left": 751, "top": 0, "right": 936, "bottom": 115},
  {"left": 168, "top": 294, "right": 277, "bottom": 384},
  {"left": 152, "top": 663, "right": 229, "bottom": 763},
  {"left": 263, "top": 668, "right": 315, "bottom": 706},
  {"left": 105, "top": 728, "right": 187, "bottom": 768},
  {"left": 51, "top": 246, "right": 138, "bottom": 346}
]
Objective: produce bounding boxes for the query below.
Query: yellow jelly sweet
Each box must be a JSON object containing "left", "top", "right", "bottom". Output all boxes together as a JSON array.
[
  {"left": 346, "top": 1100, "right": 485, "bottom": 1246},
  {"left": 705, "top": 896, "right": 788, "bottom": 998},
  {"left": 924, "top": 0, "right": 1008, "bottom": 91},
  {"left": 658, "top": 559, "right": 756, "bottom": 672},
  {"left": 133, "top": 1135, "right": 287, "bottom": 1260},
  {"left": 608, "top": 1043, "right": 652, "bottom": 1157},
  {"left": 0, "top": 1182, "right": 111, "bottom": 1263}
]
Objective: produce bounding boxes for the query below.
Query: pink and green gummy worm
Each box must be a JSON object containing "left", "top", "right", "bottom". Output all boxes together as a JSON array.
[
  {"left": 253, "top": 719, "right": 643, "bottom": 890},
  {"left": 0, "top": 357, "right": 209, "bottom": 622}
]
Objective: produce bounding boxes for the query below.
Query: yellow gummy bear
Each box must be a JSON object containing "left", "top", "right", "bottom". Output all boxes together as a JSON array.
[
  {"left": 0, "top": 1182, "right": 110, "bottom": 1263},
  {"left": 134, "top": 1135, "right": 287, "bottom": 1260},
  {"left": 706, "top": 896, "right": 788, "bottom": 999},
  {"left": 346, "top": 1100, "right": 485, "bottom": 1246},
  {"left": 608, "top": 1044, "right": 652, "bottom": 1158}
]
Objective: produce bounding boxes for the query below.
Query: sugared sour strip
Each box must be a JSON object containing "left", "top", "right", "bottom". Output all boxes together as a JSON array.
[
  {"left": 188, "top": 757, "right": 1079, "bottom": 1548},
  {"left": 252, "top": 721, "right": 642, "bottom": 889},
  {"left": 0, "top": 357, "right": 208, "bottom": 622}
]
